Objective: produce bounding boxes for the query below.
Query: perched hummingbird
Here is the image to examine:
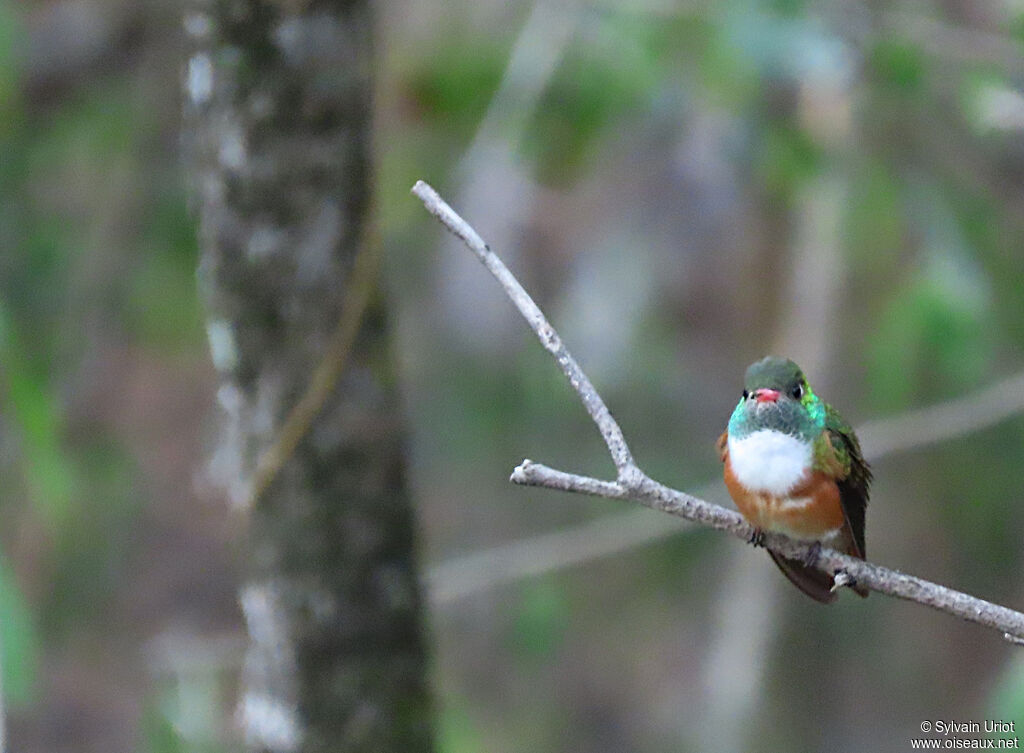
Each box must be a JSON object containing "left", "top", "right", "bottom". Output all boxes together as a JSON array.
[{"left": 717, "top": 356, "right": 871, "bottom": 602}]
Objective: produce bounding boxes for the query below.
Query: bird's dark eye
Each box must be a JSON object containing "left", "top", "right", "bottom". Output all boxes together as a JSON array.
[
  {"left": 791, "top": 383, "right": 803, "bottom": 400},
  {"left": 742, "top": 389, "right": 749, "bottom": 399}
]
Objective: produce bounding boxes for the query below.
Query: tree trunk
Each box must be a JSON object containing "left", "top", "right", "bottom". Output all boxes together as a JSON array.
[{"left": 184, "top": 2, "right": 434, "bottom": 751}]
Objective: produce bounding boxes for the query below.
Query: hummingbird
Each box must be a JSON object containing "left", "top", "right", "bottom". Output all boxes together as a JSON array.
[{"left": 716, "top": 356, "right": 871, "bottom": 602}]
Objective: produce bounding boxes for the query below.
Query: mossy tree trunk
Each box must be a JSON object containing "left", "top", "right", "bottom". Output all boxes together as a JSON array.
[{"left": 185, "top": 2, "right": 434, "bottom": 751}]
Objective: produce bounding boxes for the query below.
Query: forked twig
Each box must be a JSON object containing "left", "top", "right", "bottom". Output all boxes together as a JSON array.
[{"left": 412, "top": 179, "right": 1024, "bottom": 643}]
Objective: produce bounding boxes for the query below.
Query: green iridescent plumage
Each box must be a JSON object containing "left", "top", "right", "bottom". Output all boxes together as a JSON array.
[
  {"left": 721, "top": 356, "right": 873, "bottom": 601},
  {"left": 824, "top": 403, "right": 870, "bottom": 556},
  {"left": 728, "top": 356, "right": 871, "bottom": 556},
  {"left": 728, "top": 356, "right": 825, "bottom": 443}
]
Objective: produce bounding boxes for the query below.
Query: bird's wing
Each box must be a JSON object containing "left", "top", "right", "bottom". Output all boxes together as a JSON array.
[
  {"left": 716, "top": 430, "right": 729, "bottom": 462},
  {"left": 825, "top": 405, "right": 872, "bottom": 558}
]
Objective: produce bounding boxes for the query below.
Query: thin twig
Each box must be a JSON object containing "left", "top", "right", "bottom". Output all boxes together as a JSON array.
[
  {"left": 412, "top": 180, "right": 639, "bottom": 482},
  {"left": 857, "top": 370, "right": 1024, "bottom": 460},
  {"left": 425, "top": 363, "right": 1024, "bottom": 604},
  {"left": 413, "top": 179, "right": 1024, "bottom": 643},
  {"left": 513, "top": 459, "right": 1024, "bottom": 640},
  {"left": 427, "top": 502, "right": 687, "bottom": 606}
]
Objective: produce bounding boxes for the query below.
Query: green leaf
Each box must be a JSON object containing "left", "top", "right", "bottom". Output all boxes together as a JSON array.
[
  {"left": 867, "top": 276, "right": 991, "bottom": 412},
  {"left": 845, "top": 160, "right": 904, "bottom": 268},
  {"left": 867, "top": 185, "right": 994, "bottom": 411}
]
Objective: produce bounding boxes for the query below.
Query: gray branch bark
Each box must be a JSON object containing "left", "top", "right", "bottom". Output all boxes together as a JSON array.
[
  {"left": 413, "top": 180, "right": 1024, "bottom": 645},
  {"left": 184, "top": 4, "right": 434, "bottom": 752},
  {"left": 412, "top": 180, "right": 638, "bottom": 481}
]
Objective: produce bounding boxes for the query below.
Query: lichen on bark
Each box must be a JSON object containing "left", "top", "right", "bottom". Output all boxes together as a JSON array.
[{"left": 185, "top": 2, "right": 434, "bottom": 751}]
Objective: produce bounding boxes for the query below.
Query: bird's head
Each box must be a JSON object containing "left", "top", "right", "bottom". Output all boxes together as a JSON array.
[{"left": 728, "top": 356, "right": 826, "bottom": 442}]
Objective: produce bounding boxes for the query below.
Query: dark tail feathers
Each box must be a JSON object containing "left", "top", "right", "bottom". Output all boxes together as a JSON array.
[{"left": 768, "top": 550, "right": 869, "bottom": 603}]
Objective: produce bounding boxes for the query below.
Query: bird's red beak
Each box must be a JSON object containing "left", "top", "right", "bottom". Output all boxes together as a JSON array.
[{"left": 754, "top": 388, "right": 780, "bottom": 403}]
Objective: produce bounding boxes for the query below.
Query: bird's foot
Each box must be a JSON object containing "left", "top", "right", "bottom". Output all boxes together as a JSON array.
[
  {"left": 830, "top": 570, "right": 855, "bottom": 593},
  {"left": 802, "top": 541, "right": 822, "bottom": 568},
  {"left": 747, "top": 527, "right": 766, "bottom": 548}
]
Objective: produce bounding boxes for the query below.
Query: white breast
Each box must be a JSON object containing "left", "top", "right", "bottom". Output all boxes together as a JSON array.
[{"left": 727, "top": 429, "right": 812, "bottom": 496}]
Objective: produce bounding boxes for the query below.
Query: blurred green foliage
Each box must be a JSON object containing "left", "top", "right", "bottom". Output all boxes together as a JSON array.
[
  {"left": 141, "top": 705, "right": 190, "bottom": 753},
  {"left": 867, "top": 274, "right": 991, "bottom": 411},
  {"left": 0, "top": 555, "right": 39, "bottom": 706},
  {"left": 129, "top": 194, "right": 204, "bottom": 350},
  {"left": 46, "top": 441, "right": 138, "bottom": 636},
  {"left": 990, "top": 659, "right": 1024, "bottom": 742},
  {"left": 525, "top": 14, "right": 663, "bottom": 183},
  {"left": 0, "top": 304, "right": 75, "bottom": 528},
  {"left": 384, "top": 1, "right": 1024, "bottom": 749},
  {"left": 1, "top": 0, "right": 1022, "bottom": 749},
  {"left": 508, "top": 580, "right": 570, "bottom": 661},
  {"left": 0, "top": 0, "right": 204, "bottom": 738},
  {"left": 869, "top": 38, "right": 926, "bottom": 94},
  {"left": 407, "top": 39, "right": 509, "bottom": 141},
  {"left": 437, "top": 701, "right": 485, "bottom": 753},
  {"left": 142, "top": 676, "right": 233, "bottom": 753},
  {"left": 756, "top": 122, "right": 822, "bottom": 199}
]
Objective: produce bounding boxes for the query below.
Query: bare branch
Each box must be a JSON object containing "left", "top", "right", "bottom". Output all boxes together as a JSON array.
[
  {"left": 427, "top": 368, "right": 1024, "bottom": 602},
  {"left": 857, "top": 370, "right": 1024, "bottom": 460},
  {"left": 512, "top": 436, "right": 1024, "bottom": 642},
  {"left": 427, "top": 502, "right": 684, "bottom": 606},
  {"left": 413, "top": 180, "right": 639, "bottom": 482},
  {"left": 414, "top": 179, "right": 1024, "bottom": 643}
]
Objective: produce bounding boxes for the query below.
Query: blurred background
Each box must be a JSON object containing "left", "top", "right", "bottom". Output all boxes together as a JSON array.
[{"left": 1, "top": 0, "right": 1024, "bottom": 750}]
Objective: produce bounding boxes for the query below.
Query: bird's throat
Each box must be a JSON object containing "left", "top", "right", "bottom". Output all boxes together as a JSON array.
[{"left": 727, "top": 429, "right": 813, "bottom": 496}]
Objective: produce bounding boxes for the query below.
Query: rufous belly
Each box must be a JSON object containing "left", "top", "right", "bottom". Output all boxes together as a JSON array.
[{"left": 723, "top": 455, "right": 845, "bottom": 541}]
